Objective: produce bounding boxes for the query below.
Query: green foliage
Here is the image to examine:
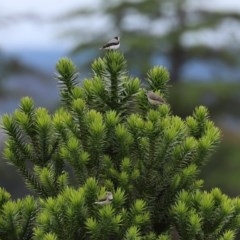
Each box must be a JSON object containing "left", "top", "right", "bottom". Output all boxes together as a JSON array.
[
  {"left": 84, "top": 51, "right": 141, "bottom": 117},
  {"left": 146, "top": 66, "right": 170, "bottom": 94},
  {"left": 2, "top": 98, "right": 66, "bottom": 198},
  {"left": 56, "top": 57, "right": 79, "bottom": 107},
  {"left": 1, "top": 51, "right": 239, "bottom": 239},
  {"left": 171, "top": 188, "right": 240, "bottom": 239},
  {"left": 0, "top": 194, "right": 37, "bottom": 240},
  {"left": 0, "top": 187, "right": 10, "bottom": 208}
]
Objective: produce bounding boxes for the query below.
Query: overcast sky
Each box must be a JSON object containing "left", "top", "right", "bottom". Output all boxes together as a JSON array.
[
  {"left": 0, "top": 0, "right": 99, "bottom": 51},
  {"left": 1, "top": 0, "right": 240, "bottom": 52}
]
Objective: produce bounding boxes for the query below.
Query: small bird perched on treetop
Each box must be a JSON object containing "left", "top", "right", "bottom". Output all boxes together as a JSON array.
[
  {"left": 146, "top": 91, "right": 165, "bottom": 105},
  {"left": 99, "top": 36, "right": 120, "bottom": 50},
  {"left": 94, "top": 191, "right": 113, "bottom": 205}
]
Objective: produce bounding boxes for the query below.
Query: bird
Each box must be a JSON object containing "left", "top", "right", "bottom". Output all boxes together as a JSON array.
[
  {"left": 94, "top": 191, "right": 113, "bottom": 205},
  {"left": 146, "top": 91, "right": 165, "bottom": 105},
  {"left": 99, "top": 36, "right": 120, "bottom": 50}
]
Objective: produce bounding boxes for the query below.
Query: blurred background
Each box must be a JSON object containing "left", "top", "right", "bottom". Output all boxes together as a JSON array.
[{"left": 0, "top": 0, "right": 240, "bottom": 198}]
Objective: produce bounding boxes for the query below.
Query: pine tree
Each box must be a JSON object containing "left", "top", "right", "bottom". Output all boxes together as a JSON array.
[{"left": 1, "top": 51, "right": 240, "bottom": 240}]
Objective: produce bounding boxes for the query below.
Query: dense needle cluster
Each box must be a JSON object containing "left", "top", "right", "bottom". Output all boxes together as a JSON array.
[{"left": 0, "top": 51, "right": 239, "bottom": 240}]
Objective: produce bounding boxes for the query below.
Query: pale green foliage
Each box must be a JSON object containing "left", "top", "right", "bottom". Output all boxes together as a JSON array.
[
  {"left": 0, "top": 192, "right": 37, "bottom": 240},
  {"left": 2, "top": 98, "right": 66, "bottom": 198},
  {"left": 0, "top": 51, "right": 238, "bottom": 239},
  {"left": 171, "top": 188, "right": 240, "bottom": 239}
]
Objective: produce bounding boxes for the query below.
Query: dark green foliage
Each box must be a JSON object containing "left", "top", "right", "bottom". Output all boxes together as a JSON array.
[{"left": 1, "top": 51, "right": 239, "bottom": 239}]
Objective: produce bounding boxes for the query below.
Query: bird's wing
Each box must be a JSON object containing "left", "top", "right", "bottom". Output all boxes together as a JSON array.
[
  {"left": 102, "top": 38, "right": 119, "bottom": 48},
  {"left": 108, "top": 194, "right": 113, "bottom": 201},
  {"left": 95, "top": 200, "right": 107, "bottom": 205},
  {"left": 96, "top": 196, "right": 107, "bottom": 202},
  {"left": 149, "top": 92, "right": 162, "bottom": 101},
  {"left": 107, "top": 38, "right": 119, "bottom": 44}
]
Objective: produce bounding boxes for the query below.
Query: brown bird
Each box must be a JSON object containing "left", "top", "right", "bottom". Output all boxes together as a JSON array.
[{"left": 146, "top": 91, "right": 165, "bottom": 105}]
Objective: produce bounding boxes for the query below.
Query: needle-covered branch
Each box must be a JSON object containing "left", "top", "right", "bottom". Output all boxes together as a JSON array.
[{"left": 1, "top": 51, "right": 238, "bottom": 239}]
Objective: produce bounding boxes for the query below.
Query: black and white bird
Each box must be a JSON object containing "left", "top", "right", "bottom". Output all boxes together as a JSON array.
[
  {"left": 146, "top": 91, "right": 165, "bottom": 105},
  {"left": 99, "top": 36, "right": 120, "bottom": 50},
  {"left": 94, "top": 191, "right": 113, "bottom": 205}
]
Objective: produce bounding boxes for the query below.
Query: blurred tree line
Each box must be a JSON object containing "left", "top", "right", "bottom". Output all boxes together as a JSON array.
[
  {"left": 1, "top": 0, "right": 240, "bottom": 198},
  {"left": 0, "top": 14, "right": 49, "bottom": 96},
  {"left": 62, "top": 0, "right": 240, "bottom": 83}
]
